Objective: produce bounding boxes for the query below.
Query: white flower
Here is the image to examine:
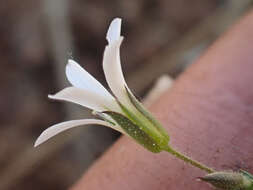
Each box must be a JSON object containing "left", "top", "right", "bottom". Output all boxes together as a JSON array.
[{"left": 35, "top": 18, "right": 169, "bottom": 153}]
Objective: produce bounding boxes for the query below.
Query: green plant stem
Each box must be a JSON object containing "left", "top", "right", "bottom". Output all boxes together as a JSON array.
[{"left": 164, "top": 146, "right": 215, "bottom": 174}]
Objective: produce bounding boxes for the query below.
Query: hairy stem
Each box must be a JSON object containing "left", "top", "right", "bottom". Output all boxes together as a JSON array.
[{"left": 164, "top": 146, "right": 215, "bottom": 173}]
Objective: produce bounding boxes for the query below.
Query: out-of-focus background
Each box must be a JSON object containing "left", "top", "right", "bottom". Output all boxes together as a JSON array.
[{"left": 0, "top": 0, "right": 252, "bottom": 189}]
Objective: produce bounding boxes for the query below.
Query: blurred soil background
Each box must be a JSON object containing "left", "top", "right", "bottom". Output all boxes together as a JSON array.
[{"left": 0, "top": 0, "right": 251, "bottom": 189}]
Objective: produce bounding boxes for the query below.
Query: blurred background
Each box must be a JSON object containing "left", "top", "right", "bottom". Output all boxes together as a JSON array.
[{"left": 0, "top": 0, "right": 252, "bottom": 189}]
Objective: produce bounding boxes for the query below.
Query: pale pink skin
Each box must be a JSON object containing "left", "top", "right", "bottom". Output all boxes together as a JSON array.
[{"left": 70, "top": 10, "right": 253, "bottom": 190}]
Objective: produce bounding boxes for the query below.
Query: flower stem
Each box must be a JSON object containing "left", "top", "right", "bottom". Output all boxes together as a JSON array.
[{"left": 164, "top": 146, "right": 215, "bottom": 173}]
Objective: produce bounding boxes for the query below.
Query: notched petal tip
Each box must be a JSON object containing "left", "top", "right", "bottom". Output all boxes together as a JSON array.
[
  {"left": 65, "top": 59, "right": 81, "bottom": 76},
  {"left": 66, "top": 59, "right": 78, "bottom": 71},
  {"left": 48, "top": 94, "right": 55, "bottom": 99},
  {"left": 106, "top": 18, "right": 122, "bottom": 44},
  {"left": 68, "top": 59, "right": 76, "bottom": 64}
]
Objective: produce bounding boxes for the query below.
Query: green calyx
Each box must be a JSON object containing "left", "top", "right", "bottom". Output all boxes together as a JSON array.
[
  {"left": 240, "top": 170, "right": 253, "bottom": 190},
  {"left": 103, "top": 87, "right": 170, "bottom": 153},
  {"left": 125, "top": 87, "right": 170, "bottom": 142},
  {"left": 104, "top": 111, "right": 162, "bottom": 153}
]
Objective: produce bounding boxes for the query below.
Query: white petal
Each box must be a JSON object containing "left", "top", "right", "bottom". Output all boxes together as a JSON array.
[
  {"left": 66, "top": 59, "right": 113, "bottom": 101},
  {"left": 106, "top": 18, "right": 121, "bottom": 44},
  {"left": 48, "top": 87, "right": 121, "bottom": 112},
  {"left": 103, "top": 37, "right": 133, "bottom": 108},
  {"left": 34, "top": 119, "right": 125, "bottom": 147}
]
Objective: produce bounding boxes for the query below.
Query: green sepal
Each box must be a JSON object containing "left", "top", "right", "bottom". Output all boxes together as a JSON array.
[
  {"left": 240, "top": 170, "right": 253, "bottom": 180},
  {"left": 116, "top": 99, "right": 169, "bottom": 150},
  {"left": 240, "top": 170, "right": 253, "bottom": 190},
  {"left": 103, "top": 111, "right": 162, "bottom": 153},
  {"left": 125, "top": 87, "right": 170, "bottom": 142}
]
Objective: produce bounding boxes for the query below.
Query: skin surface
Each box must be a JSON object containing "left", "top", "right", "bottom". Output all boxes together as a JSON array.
[{"left": 71, "top": 10, "right": 253, "bottom": 190}]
